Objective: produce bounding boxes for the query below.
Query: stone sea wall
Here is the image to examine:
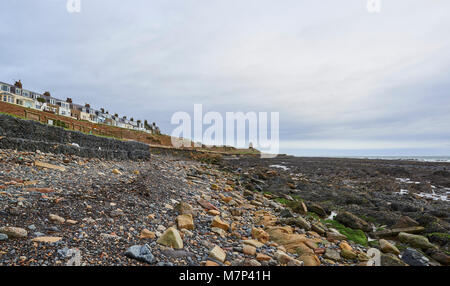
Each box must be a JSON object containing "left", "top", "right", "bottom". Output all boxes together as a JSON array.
[{"left": 0, "top": 114, "right": 150, "bottom": 160}]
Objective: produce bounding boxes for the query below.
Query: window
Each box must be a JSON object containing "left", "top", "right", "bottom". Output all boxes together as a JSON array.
[
  {"left": 1, "top": 85, "right": 9, "bottom": 92},
  {"left": 3, "top": 95, "right": 6, "bottom": 101},
  {"left": 15, "top": 88, "right": 21, "bottom": 95}
]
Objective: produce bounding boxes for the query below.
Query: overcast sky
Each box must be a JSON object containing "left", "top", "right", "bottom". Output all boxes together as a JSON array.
[{"left": 1, "top": 0, "right": 449, "bottom": 156}]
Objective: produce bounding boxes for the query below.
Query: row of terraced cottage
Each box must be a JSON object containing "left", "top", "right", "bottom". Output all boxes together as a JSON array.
[{"left": 0, "top": 80, "right": 160, "bottom": 134}]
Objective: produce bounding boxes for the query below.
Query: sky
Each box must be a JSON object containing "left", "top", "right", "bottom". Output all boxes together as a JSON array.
[{"left": 1, "top": 0, "right": 450, "bottom": 156}]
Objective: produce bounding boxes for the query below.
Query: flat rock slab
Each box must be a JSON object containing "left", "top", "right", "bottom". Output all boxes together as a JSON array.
[
  {"left": 34, "top": 160, "right": 66, "bottom": 172},
  {"left": 373, "top": 226, "right": 425, "bottom": 238},
  {"left": 32, "top": 236, "right": 62, "bottom": 243}
]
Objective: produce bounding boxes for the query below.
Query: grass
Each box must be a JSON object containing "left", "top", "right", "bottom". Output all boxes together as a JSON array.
[{"left": 323, "top": 219, "right": 368, "bottom": 246}]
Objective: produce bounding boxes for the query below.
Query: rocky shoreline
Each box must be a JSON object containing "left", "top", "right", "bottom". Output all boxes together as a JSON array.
[{"left": 0, "top": 148, "right": 449, "bottom": 266}]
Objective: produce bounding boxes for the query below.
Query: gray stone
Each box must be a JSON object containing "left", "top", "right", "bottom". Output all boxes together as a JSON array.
[
  {"left": 401, "top": 248, "right": 429, "bottom": 266},
  {"left": 0, "top": 233, "right": 8, "bottom": 241},
  {"left": 324, "top": 248, "right": 341, "bottom": 261},
  {"left": 381, "top": 253, "right": 408, "bottom": 266},
  {"left": 124, "top": 244, "right": 155, "bottom": 264},
  {"left": 398, "top": 232, "right": 436, "bottom": 250}
]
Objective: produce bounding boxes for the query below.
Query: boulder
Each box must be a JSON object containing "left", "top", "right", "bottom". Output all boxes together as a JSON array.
[
  {"left": 308, "top": 203, "right": 327, "bottom": 217},
  {"left": 251, "top": 228, "right": 270, "bottom": 243},
  {"left": 242, "top": 239, "right": 264, "bottom": 248},
  {"left": 381, "top": 253, "right": 408, "bottom": 266},
  {"left": 211, "top": 216, "right": 229, "bottom": 231},
  {"left": 327, "top": 231, "right": 347, "bottom": 241},
  {"left": 373, "top": 226, "right": 425, "bottom": 238},
  {"left": 335, "top": 211, "right": 371, "bottom": 232},
  {"left": 124, "top": 244, "right": 155, "bottom": 264},
  {"left": 156, "top": 227, "right": 183, "bottom": 249},
  {"left": 392, "top": 216, "right": 420, "bottom": 229},
  {"left": 256, "top": 253, "right": 271, "bottom": 262},
  {"left": 49, "top": 214, "right": 65, "bottom": 224},
  {"left": 324, "top": 248, "right": 341, "bottom": 261},
  {"left": 379, "top": 239, "right": 400, "bottom": 255},
  {"left": 341, "top": 249, "right": 357, "bottom": 260},
  {"left": 243, "top": 245, "right": 256, "bottom": 256},
  {"left": 401, "top": 248, "right": 429, "bottom": 266},
  {"left": 0, "top": 226, "right": 28, "bottom": 238},
  {"left": 299, "top": 253, "right": 321, "bottom": 266},
  {"left": 209, "top": 245, "right": 226, "bottom": 263},
  {"left": 431, "top": 252, "right": 450, "bottom": 266},
  {"left": 339, "top": 241, "right": 353, "bottom": 251},
  {"left": 139, "top": 229, "right": 156, "bottom": 239},
  {"left": 177, "top": 214, "right": 194, "bottom": 230},
  {"left": 398, "top": 232, "right": 436, "bottom": 250},
  {"left": 279, "top": 217, "right": 311, "bottom": 231},
  {"left": 174, "top": 202, "right": 195, "bottom": 216}
]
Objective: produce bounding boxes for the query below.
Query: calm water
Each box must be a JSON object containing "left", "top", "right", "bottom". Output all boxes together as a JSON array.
[{"left": 338, "top": 156, "right": 450, "bottom": 163}]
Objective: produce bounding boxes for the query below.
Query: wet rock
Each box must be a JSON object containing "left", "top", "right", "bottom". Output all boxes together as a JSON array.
[
  {"left": 392, "top": 216, "right": 420, "bottom": 229},
  {"left": 279, "top": 209, "right": 294, "bottom": 218},
  {"left": 311, "top": 224, "right": 325, "bottom": 235},
  {"left": 279, "top": 217, "right": 311, "bottom": 231},
  {"left": 341, "top": 249, "right": 357, "bottom": 260},
  {"left": 401, "top": 248, "right": 429, "bottom": 266},
  {"left": 335, "top": 211, "right": 371, "bottom": 232},
  {"left": 373, "top": 226, "right": 425, "bottom": 238},
  {"left": 0, "top": 233, "right": 8, "bottom": 241},
  {"left": 398, "top": 232, "right": 436, "bottom": 250},
  {"left": 308, "top": 203, "right": 327, "bottom": 217},
  {"left": 327, "top": 231, "right": 347, "bottom": 241},
  {"left": 381, "top": 253, "right": 408, "bottom": 266},
  {"left": 430, "top": 251, "right": 450, "bottom": 266},
  {"left": 324, "top": 248, "right": 341, "bottom": 261},
  {"left": 124, "top": 244, "right": 155, "bottom": 264},
  {"left": 379, "top": 239, "right": 400, "bottom": 255}
]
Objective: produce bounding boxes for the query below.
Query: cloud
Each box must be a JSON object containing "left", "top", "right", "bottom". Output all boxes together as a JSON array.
[{"left": 1, "top": 0, "right": 449, "bottom": 156}]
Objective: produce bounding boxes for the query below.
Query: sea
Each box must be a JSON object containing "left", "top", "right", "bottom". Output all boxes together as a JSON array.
[{"left": 337, "top": 156, "right": 450, "bottom": 163}]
